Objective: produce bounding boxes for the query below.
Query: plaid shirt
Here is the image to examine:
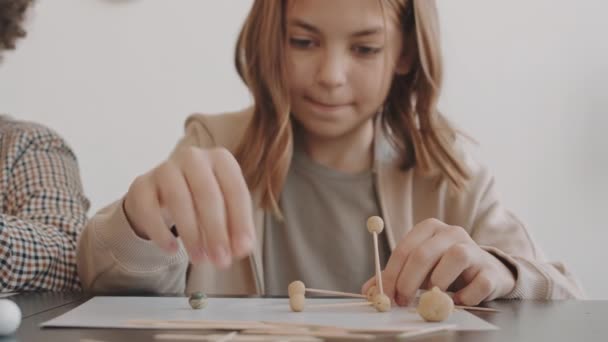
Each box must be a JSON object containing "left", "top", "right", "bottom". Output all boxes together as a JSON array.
[{"left": 0, "top": 117, "right": 89, "bottom": 292}]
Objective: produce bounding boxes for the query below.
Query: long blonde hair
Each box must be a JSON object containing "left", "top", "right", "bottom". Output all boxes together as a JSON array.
[{"left": 234, "top": 0, "right": 470, "bottom": 214}]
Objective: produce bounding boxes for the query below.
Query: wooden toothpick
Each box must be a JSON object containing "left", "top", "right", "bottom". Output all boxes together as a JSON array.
[
  {"left": 304, "top": 288, "right": 367, "bottom": 299},
  {"left": 304, "top": 301, "right": 374, "bottom": 309},
  {"left": 288, "top": 280, "right": 366, "bottom": 299},
  {"left": 454, "top": 305, "right": 500, "bottom": 313}
]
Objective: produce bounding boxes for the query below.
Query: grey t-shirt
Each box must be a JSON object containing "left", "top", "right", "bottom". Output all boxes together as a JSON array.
[{"left": 263, "top": 145, "right": 390, "bottom": 296}]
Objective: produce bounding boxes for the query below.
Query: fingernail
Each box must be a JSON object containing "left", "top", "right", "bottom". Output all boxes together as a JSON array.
[{"left": 396, "top": 294, "right": 408, "bottom": 306}]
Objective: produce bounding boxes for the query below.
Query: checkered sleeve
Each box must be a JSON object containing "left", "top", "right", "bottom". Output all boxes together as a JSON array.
[{"left": 0, "top": 122, "right": 90, "bottom": 292}]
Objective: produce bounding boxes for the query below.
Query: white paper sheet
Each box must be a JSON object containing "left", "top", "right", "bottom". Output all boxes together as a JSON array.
[{"left": 41, "top": 297, "right": 497, "bottom": 331}]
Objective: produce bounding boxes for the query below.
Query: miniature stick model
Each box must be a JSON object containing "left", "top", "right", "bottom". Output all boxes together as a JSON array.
[
  {"left": 288, "top": 281, "right": 390, "bottom": 313},
  {"left": 366, "top": 216, "right": 393, "bottom": 312},
  {"left": 287, "top": 216, "right": 392, "bottom": 314},
  {"left": 287, "top": 281, "right": 366, "bottom": 299},
  {"left": 288, "top": 291, "right": 373, "bottom": 312},
  {"left": 366, "top": 216, "right": 385, "bottom": 297}
]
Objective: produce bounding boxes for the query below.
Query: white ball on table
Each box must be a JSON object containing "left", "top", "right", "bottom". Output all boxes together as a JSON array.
[{"left": 0, "top": 299, "right": 22, "bottom": 336}]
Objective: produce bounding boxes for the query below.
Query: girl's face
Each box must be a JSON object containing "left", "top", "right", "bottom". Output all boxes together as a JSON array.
[{"left": 286, "top": 0, "right": 407, "bottom": 140}]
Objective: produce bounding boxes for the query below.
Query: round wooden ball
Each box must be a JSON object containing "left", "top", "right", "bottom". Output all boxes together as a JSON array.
[
  {"left": 416, "top": 287, "right": 454, "bottom": 322},
  {"left": 367, "top": 216, "right": 384, "bottom": 234},
  {"left": 288, "top": 280, "right": 306, "bottom": 297},
  {"left": 188, "top": 292, "right": 208, "bottom": 310},
  {"left": 373, "top": 294, "right": 391, "bottom": 312},
  {"left": 289, "top": 294, "right": 306, "bottom": 312}
]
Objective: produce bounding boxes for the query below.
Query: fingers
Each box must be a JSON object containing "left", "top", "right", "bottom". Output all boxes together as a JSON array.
[
  {"left": 394, "top": 226, "right": 465, "bottom": 305},
  {"left": 429, "top": 243, "right": 473, "bottom": 292},
  {"left": 181, "top": 148, "right": 231, "bottom": 268},
  {"left": 155, "top": 162, "right": 205, "bottom": 263},
  {"left": 382, "top": 218, "right": 448, "bottom": 301},
  {"left": 453, "top": 270, "right": 495, "bottom": 306},
  {"left": 380, "top": 218, "right": 501, "bottom": 307},
  {"left": 126, "top": 145, "right": 255, "bottom": 270},
  {"left": 211, "top": 148, "right": 256, "bottom": 258},
  {"left": 125, "top": 174, "right": 178, "bottom": 254}
]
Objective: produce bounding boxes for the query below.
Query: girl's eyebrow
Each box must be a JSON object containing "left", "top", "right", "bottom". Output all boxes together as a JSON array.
[{"left": 288, "top": 18, "right": 384, "bottom": 37}]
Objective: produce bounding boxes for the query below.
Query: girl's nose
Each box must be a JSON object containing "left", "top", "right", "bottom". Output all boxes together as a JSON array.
[{"left": 315, "top": 50, "right": 347, "bottom": 89}]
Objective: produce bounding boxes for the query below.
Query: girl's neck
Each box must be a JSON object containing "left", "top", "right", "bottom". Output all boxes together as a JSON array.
[{"left": 296, "top": 119, "right": 375, "bottom": 174}]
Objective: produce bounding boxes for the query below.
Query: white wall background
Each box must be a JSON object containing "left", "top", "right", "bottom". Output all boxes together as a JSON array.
[{"left": 0, "top": 1, "right": 606, "bottom": 298}]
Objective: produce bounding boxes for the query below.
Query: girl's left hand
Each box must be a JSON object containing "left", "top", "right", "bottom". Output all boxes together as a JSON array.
[{"left": 362, "top": 218, "right": 516, "bottom": 307}]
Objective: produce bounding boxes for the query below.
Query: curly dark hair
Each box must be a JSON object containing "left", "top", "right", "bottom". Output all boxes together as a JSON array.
[{"left": 0, "top": 0, "right": 33, "bottom": 54}]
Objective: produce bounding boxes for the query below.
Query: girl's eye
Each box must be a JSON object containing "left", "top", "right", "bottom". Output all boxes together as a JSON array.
[
  {"left": 289, "top": 38, "right": 316, "bottom": 49},
  {"left": 353, "top": 45, "right": 383, "bottom": 56}
]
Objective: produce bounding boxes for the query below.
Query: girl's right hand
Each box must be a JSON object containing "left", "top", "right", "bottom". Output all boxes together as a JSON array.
[{"left": 123, "top": 146, "right": 256, "bottom": 269}]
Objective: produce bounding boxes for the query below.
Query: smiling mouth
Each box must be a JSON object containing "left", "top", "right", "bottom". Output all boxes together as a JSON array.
[{"left": 305, "top": 96, "right": 352, "bottom": 109}]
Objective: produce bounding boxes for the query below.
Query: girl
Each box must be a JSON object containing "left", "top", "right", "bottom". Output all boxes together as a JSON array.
[{"left": 77, "top": 0, "right": 583, "bottom": 305}]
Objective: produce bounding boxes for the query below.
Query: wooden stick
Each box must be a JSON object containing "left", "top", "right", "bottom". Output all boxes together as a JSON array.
[
  {"left": 128, "top": 319, "right": 267, "bottom": 326},
  {"left": 129, "top": 321, "right": 265, "bottom": 328},
  {"left": 305, "top": 301, "right": 374, "bottom": 309},
  {"left": 128, "top": 323, "right": 265, "bottom": 331},
  {"left": 155, "top": 335, "right": 209, "bottom": 341},
  {"left": 130, "top": 319, "right": 233, "bottom": 324},
  {"left": 396, "top": 324, "right": 457, "bottom": 339},
  {"left": 126, "top": 319, "right": 270, "bottom": 331},
  {"left": 261, "top": 321, "right": 349, "bottom": 332},
  {"left": 243, "top": 329, "right": 375, "bottom": 340},
  {"left": 373, "top": 233, "right": 384, "bottom": 295},
  {"left": 304, "top": 288, "right": 367, "bottom": 299},
  {"left": 154, "top": 334, "right": 321, "bottom": 341},
  {"left": 454, "top": 305, "right": 500, "bottom": 313}
]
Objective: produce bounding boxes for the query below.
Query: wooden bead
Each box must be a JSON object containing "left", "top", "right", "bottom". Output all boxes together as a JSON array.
[
  {"left": 288, "top": 280, "right": 306, "bottom": 296},
  {"left": 188, "top": 292, "right": 207, "bottom": 310},
  {"left": 366, "top": 285, "right": 378, "bottom": 302},
  {"left": 416, "top": 287, "right": 454, "bottom": 322},
  {"left": 289, "top": 294, "right": 306, "bottom": 312},
  {"left": 366, "top": 216, "right": 384, "bottom": 234},
  {"left": 373, "top": 294, "right": 391, "bottom": 312}
]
